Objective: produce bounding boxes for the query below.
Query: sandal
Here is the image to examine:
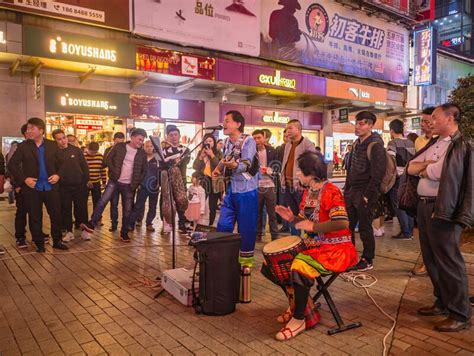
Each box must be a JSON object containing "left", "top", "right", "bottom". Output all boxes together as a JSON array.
[
  {"left": 277, "top": 309, "right": 292, "bottom": 323},
  {"left": 275, "top": 319, "right": 305, "bottom": 341}
]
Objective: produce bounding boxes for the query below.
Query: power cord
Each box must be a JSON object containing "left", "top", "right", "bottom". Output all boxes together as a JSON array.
[{"left": 339, "top": 271, "right": 398, "bottom": 356}]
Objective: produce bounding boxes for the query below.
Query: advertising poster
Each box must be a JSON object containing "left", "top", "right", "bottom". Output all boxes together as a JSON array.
[
  {"left": 0, "top": 0, "right": 130, "bottom": 30},
  {"left": 134, "top": 0, "right": 260, "bottom": 56},
  {"left": 260, "top": 0, "right": 410, "bottom": 84},
  {"left": 136, "top": 46, "right": 216, "bottom": 80}
]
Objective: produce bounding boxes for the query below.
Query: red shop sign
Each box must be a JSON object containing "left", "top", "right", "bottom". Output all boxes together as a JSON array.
[
  {"left": 137, "top": 46, "right": 216, "bottom": 80},
  {"left": 76, "top": 125, "right": 103, "bottom": 130}
]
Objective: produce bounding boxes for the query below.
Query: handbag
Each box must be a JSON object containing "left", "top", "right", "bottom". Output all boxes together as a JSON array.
[{"left": 397, "top": 171, "right": 419, "bottom": 217}]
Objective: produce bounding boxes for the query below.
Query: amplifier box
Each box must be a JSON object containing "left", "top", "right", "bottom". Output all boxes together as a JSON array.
[{"left": 162, "top": 268, "right": 198, "bottom": 306}]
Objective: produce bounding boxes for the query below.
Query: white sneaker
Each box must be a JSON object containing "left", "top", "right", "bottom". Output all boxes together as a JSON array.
[
  {"left": 81, "top": 231, "right": 91, "bottom": 241},
  {"left": 62, "top": 232, "right": 75, "bottom": 242},
  {"left": 373, "top": 228, "right": 384, "bottom": 237},
  {"left": 161, "top": 223, "right": 172, "bottom": 234}
]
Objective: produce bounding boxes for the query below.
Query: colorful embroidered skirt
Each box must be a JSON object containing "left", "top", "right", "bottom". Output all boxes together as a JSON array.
[{"left": 291, "top": 242, "right": 358, "bottom": 279}]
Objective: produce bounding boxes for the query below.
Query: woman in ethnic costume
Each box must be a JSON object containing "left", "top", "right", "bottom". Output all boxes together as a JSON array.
[{"left": 273, "top": 151, "right": 358, "bottom": 341}]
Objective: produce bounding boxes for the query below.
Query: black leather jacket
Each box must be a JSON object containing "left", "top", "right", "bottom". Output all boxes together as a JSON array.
[{"left": 420, "top": 131, "right": 473, "bottom": 227}]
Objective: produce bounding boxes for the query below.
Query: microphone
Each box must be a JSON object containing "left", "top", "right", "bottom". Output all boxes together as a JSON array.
[{"left": 204, "top": 125, "right": 223, "bottom": 130}]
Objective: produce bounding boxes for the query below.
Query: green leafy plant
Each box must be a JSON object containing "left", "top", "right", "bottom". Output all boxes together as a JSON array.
[{"left": 448, "top": 74, "right": 474, "bottom": 140}]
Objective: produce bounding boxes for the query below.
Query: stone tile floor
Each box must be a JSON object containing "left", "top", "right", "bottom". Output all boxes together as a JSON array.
[{"left": 0, "top": 201, "right": 472, "bottom": 355}]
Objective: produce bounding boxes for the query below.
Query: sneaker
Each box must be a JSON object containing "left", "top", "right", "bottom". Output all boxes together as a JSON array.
[
  {"left": 53, "top": 242, "right": 69, "bottom": 250},
  {"left": 16, "top": 239, "right": 28, "bottom": 249},
  {"left": 373, "top": 228, "right": 384, "bottom": 237},
  {"left": 62, "top": 232, "right": 75, "bottom": 242},
  {"left": 161, "top": 223, "right": 172, "bottom": 234},
  {"left": 80, "top": 222, "right": 94, "bottom": 234},
  {"left": 43, "top": 235, "right": 50, "bottom": 243},
  {"left": 36, "top": 244, "right": 46, "bottom": 253},
  {"left": 121, "top": 234, "right": 131, "bottom": 242},
  {"left": 392, "top": 233, "right": 413, "bottom": 240},
  {"left": 109, "top": 226, "right": 118, "bottom": 232},
  {"left": 81, "top": 231, "right": 91, "bottom": 241},
  {"left": 0, "top": 247, "right": 5, "bottom": 255},
  {"left": 146, "top": 225, "right": 155, "bottom": 232},
  {"left": 348, "top": 258, "right": 373, "bottom": 272}
]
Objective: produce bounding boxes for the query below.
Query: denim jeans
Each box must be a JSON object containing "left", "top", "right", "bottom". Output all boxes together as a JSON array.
[
  {"left": 389, "top": 177, "right": 414, "bottom": 236},
  {"left": 91, "top": 180, "right": 134, "bottom": 237},
  {"left": 129, "top": 186, "right": 158, "bottom": 227},
  {"left": 110, "top": 187, "right": 120, "bottom": 228},
  {"left": 282, "top": 189, "right": 303, "bottom": 236}
]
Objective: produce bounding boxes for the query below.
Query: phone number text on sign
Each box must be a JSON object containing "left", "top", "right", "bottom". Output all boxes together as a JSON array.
[{"left": 13, "top": 0, "right": 105, "bottom": 22}]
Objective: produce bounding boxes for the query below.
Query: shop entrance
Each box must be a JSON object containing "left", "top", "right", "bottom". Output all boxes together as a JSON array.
[{"left": 46, "top": 114, "right": 125, "bottom": 153}]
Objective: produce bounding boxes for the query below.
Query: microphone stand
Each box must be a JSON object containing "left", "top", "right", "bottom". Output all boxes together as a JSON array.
[{"left": 150, "top": 129, "right": 220, "bottom": 299}]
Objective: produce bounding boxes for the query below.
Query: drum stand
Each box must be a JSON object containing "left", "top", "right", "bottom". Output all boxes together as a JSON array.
[{"left": 150, "top": 130, "right": 220, "bottom": 299}]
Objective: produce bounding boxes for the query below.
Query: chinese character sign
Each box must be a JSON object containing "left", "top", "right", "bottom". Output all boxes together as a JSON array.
[
  {"left": 134, "top": 0, "right": 260, "bottom": 56},
  {"left": 414, "top": 27, "right": 436, "bottom": 86},
  {"left": 260, "top": 0, "right": 410, "bottom": 84},
  {"left": 0, "top": 0, "right": 129, "bottom": 30}
]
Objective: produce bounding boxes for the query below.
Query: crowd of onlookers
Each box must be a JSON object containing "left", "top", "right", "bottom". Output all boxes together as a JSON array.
[{"left": 0, "top": 102, "right": 471, "bottom": 331}]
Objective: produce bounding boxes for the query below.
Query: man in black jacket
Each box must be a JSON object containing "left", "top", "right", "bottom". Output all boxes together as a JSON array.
[
  {"left": 53, "top": 129, "right": 89, "bottom": 242},
  {"left": 103, "top": 132, "right": 125, "bottom": 232},
  {"left": 408, "top": 103, "right": 472, "bottom": 332},
  {"left": 253, "top": 130, "right": 280, "bottom": 240},
  {"left": 8, "top": 118, "right": 68, "bottom": 252},
  {"left": 81, "top": 128, "right": 147, "bottom": 242},
  {"left": 344, "top": 111, "right": 386, "bottom": 271}
]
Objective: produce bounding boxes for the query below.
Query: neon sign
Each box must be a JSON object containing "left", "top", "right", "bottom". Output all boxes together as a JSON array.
[
  {"left": 258, "top": 70, "right": 297, "bottom": 90},
  {"left": 49, "top": 36, "right": 117, "bottom": 63},
  {"left": 414, "top": 27, "right": 437, "bottom": 86},
  {"left": 262, "top": 112, "right": 290, "bottom": 124},
  {"left": 60, "top": 93, "right": 117, "bottom": 111}
]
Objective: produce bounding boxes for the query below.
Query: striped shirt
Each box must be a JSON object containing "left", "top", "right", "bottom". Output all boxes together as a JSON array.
[{"left": 85, "top": 153, "right": 107, "bottom": 184}]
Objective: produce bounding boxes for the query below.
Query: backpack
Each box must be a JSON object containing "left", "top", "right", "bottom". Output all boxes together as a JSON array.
[{"left": 367, "top": 142, "right": 397, "bottom": 194}]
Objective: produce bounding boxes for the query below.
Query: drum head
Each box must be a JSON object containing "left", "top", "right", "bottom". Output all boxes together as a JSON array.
[{"left": 263, "top": 236, "right": 302, "bottom": 253}]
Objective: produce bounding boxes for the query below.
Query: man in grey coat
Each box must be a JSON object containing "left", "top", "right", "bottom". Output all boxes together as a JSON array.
[{"left": 279, "top": 119, "right": 316, "bottom": 235}]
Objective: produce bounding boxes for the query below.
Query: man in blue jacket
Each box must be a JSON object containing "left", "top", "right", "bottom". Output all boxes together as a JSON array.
[{"left": 213, "top": 111, "right": 258, "bottom": 267}]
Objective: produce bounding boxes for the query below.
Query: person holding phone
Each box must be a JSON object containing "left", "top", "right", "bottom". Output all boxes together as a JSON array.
[{"left": 193, "top": 134, "right": 222, "bottom": 226}]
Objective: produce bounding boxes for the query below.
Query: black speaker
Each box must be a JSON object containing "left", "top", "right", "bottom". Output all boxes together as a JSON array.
[{"left": 191, "top": 232, "right": 241, "bottom": 315}]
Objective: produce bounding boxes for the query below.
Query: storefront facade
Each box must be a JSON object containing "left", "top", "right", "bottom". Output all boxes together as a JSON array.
[
  {"left": 215, "top": 58, "right": 326, "bottom": 146},
  {"left": 219, "top": 103, "right": 322, "bottom": 146},
  {"left": 44, "top": 86, "right": 130, "bottom": 151}
]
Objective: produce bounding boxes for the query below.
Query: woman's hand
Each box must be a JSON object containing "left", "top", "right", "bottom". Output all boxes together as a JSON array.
[
  {"left": 275, "top": 205, "right": 294, "bottom": 222},
  {"left": 295, "top": 220, "right": 314, "bottom": 232},
  {"left": 204, "top": 147, "right": 214, "bottom": 158}
]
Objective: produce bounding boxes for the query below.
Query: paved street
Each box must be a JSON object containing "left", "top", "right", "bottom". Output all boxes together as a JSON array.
[{"left": 0, "top": 200, "right": 472, "bottom": 355}]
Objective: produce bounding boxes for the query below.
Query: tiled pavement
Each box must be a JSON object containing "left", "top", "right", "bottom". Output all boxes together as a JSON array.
[{"left": 0, "top": 201, "right": 472, "bottom": 355}]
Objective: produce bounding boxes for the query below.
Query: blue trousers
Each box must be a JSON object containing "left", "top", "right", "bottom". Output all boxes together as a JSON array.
[
  {"left": 217, "top": 187, "right": 258, "bottom": 266},
  {"left": 91, "top": 181, "right": 134, "bottom": 237}
]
